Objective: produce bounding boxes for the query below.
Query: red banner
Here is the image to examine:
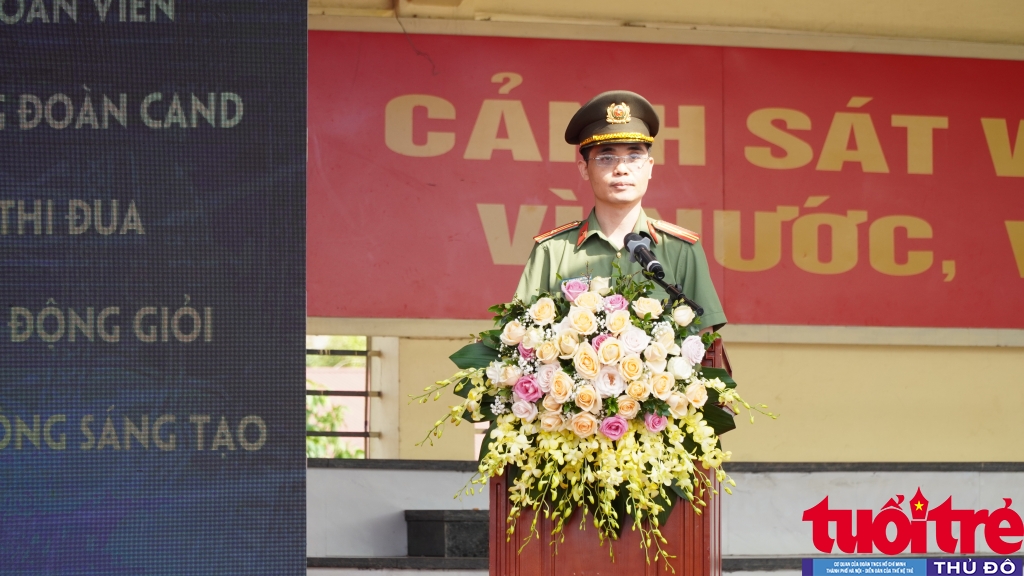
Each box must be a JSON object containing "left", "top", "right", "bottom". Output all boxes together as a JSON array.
[{"left": 308, "top": 31, "right": 1024, "bottom": 328}]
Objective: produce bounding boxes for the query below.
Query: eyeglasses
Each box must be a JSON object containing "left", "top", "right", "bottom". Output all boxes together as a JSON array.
[{"left": 591, "top": 153, "right": 651, "bottom": 169}]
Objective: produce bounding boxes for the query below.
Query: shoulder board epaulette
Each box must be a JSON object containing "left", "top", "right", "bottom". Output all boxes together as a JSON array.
[
  {"left": 650, "top": 220, "right": 699, "bottom": 244},
  {"left": 533, "top": 221, "right": 582, "bottom": 244}
]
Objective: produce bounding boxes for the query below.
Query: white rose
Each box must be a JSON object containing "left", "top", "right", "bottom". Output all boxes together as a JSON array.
[
  {"left": 589, "top": 276, "right": 611, "bottom": 296},
  {"left": 684, "top": 382, "right": 708, "bottom": 409},
  {"left": 644, "top": 342, "right": 667, "bottom": 364},
  {"left": 511, "top": 399, "right": 539, "bottom": 422},
  {"left": 535, "top": 363, "right": 558, "bottom": 393},
  {"left": 619, "top": 326, "right": 652, "bottom": 354},
  {"left": 672, "top": 305, "right": 696, "bottom": 327},
  {"left": 653, "top": 326, "right": 681, "bottom": 355},
  {"left": 681, "top": 335, "right": 706, "bottom": 366},
  {"left": 595, "top": 365, "right": 626, "bottom": 398},
  {"left": 521, "top": 327, "right": 545, "bottom": 350},
  {"left": 605, "top": 309, "right": 631, "bottom": 334},
  {"left": 485, "top": 360, "right": 504, "bottom": 384},
  {"left": 500, "top": 320, "right": 527, "bottom": 346},
  {"left": 667, "top": 356, "right": 694, "bottom": 380},
  {"left": 632, "top": 297, "right": 664, "bottom": 319},
  {"left": 529, "top": 297, "right": 557, "bottom": 326}
]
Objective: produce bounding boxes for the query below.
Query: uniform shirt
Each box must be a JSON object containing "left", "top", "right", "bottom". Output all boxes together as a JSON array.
[{"left": 514, "top": 208, "right": 727, "bottom": 329}]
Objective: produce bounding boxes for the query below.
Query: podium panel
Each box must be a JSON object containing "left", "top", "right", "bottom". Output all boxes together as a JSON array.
[{"left": 488, "top": 472, "right": 721, "bottom": 576}]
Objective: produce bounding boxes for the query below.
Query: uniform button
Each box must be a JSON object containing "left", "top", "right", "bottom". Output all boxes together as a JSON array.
[{"left": 616, "top": 252, "right": 622, "bottom": 258}]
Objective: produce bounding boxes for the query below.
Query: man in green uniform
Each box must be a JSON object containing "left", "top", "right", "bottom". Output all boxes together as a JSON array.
[{"left": 514, "top": 90, "right": 727, "bottom": 329}]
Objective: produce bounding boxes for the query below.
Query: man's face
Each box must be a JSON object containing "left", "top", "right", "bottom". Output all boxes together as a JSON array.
[{"left": 576, "top": 143, "right": 654, "bottom": 207}]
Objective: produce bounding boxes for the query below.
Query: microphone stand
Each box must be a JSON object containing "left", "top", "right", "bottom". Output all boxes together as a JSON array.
[{"left": 643, "top": 271, "right": 704, "bottom": 317}]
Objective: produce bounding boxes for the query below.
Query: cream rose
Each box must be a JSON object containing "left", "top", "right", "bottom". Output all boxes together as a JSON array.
[
  {"left": 500, "top": 320, "right": 527, "bottom": 346},
  {"left": 684, "top": 382, "right": 708, "bottom": 409},
  {"left": 589, "top": 276, "right": 611, "bottom": 296},
  {"left": 667, "top": 356, "right": 694, "bottom": 381},
  {"left": 667, "top": 392, "right": 691, "bottom": 418},
  {"left": 619, "top": 326, "right": 652, "bottom": 354},
  {"left": 597, "top": 337, "right": 623, "bottom": 365},
  {"left": 556, "top": 330, "right": 581, "bottom": 359},
  {"left": 529, "top": 297, "right": 557, "bottom": 326},
  {"left": 499, "top": 365, "right": 523, "bottom": 387},
  {"left": 644, "top": 342, "right": 668, "bottom": 367},
  {"left": 625, "top": 377, "right": 652, "bottom": 401},
  {"left": 632, "top": 297, "right": 664, "bottom": 319},
  {"left": 618, "top": 353, "right": 645, "bottom": 381},
  {"left": 617, "top": 395, "right": 641, "bottom": 419},
  {"left": 573, "top": 291, "right": 603, "bottom": 313},
  {"left": 539, "top": 411, "right": 565, "bottom": 432},
  {"left": 573, "top": 344, "right": 601, "bottom": 380},
  {"left": 672, "top": 305, "right": 696, "bottom": 327},
  {"left": 549, "top": 372, "right": 574, "bottom": 403},
  {"left": 650, "top": 371, "right": 676, "bottom": 400},
  {"left": 605, "top": 309, "right": 631, "bottom": 334},
  {"left": 575, "top": 384, "right": 601, "bottom": 414},
  {"left": 536, "top": 340, "right": 560, "bottom": 364},
  {"left": 567, "top": 306, "right": 598, "bottom": 335},
  {"left": 542, "top": 393, "right": 563, "bottom": 412},
  {"left": 569, "top": 411, "right": 598, "bottom": 438}
]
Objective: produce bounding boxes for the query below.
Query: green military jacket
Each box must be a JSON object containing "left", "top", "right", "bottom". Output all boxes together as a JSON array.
[{"left": 514, "top": 208, "right": 727, "bottom": 329}]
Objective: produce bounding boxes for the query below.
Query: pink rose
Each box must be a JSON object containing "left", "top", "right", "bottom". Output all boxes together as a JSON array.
[
  {"left": 681, "top": 335, "right": 706, "bottom": 366},
  {"left": 518, "top": 342, "right": 536, "bottom": 360},
  {"left": 513, "top": 375, "right": 543, "bottom": 403},
  {"left": 561, "top": 278, "right": 589, "bottom": 302},
  {"left": 603, "top": 294, "right": 628, "bottom": 312},
  {"left": 644, "top": 413, "right": 668, "bottom": 433},
  {"left": 598, "top": 415, "right": 629, "bottom": 441},
  {"left": 591, "top": 333, "right": 610, "bottom": 351}
]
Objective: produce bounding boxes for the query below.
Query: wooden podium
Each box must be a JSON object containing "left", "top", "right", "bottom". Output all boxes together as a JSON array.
[{"left": 488, "top": 340, "right": 730, "bottom": 576}]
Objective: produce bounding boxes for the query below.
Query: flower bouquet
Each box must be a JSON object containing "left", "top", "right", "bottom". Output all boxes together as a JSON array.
[{"left": 418, "top": 269, "right": 768, "bottom": 563}]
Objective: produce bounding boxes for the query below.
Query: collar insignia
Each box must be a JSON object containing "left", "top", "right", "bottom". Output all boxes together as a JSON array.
[{"left": 606, "top": 102, "right": 631, "bottom": 124}]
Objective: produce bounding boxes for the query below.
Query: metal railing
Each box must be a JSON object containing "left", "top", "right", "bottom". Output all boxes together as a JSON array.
[{"left": 306, "top": 347, "right": 376, "bottom": 440}]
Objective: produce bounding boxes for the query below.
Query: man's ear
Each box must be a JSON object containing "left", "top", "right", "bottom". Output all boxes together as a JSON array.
[{"left": 577, "top": 158, "right": 590, "bottom": 181}]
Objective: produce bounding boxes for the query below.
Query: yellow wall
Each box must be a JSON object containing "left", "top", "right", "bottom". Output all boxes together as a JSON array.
[
  {"left": 312, "top": 0, "right": 1024, "bottom": 45},
  {"left": 724, "top": 343, "right": 1024, "bottom": 462},
  {"left": 398, "top": 338, "right": 478, "bottom": 460}
]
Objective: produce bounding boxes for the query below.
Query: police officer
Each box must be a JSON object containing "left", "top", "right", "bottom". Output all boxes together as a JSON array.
[{"left": 514, "top": 90, "right": 727, "bottom": 329}]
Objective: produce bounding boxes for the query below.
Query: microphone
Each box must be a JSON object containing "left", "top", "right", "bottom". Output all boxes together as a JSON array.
[{"left": 624, "top": 233, "right": 664, "bottom": 280}]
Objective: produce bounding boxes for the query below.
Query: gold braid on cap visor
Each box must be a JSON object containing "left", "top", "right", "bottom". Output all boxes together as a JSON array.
[{"left": 578, "top": 132, "right": 655, "bottom": 148}]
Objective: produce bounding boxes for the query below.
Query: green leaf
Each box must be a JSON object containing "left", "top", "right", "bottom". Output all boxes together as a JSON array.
[
  {"left": 700, "top": 367, "right": 736, "bottom": 389},
  {"left": 669, "top": 480, "right": 692, "bottom": 502},
  {"left": 477, "top": 420, "right": 498, "bottom": 464},
  {"left": 479, "top": 329, "right": 502, "bottom": 349},
  {"left": 653, "top": 489, "right": 679, "bottom": 528},
  {"left": 449, "top": 342, "right": 499, "bottom": 369},
  {"left": 610, "top": 488, "right": 629, "bottom": 537},
  {"left": 702, "top": 403, "right": 737, "bottom": 436}
]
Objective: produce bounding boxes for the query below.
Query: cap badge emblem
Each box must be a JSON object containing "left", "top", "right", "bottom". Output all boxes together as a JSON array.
[{"left": 606, "top": 102, "right": 631, "bottom": 124}]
